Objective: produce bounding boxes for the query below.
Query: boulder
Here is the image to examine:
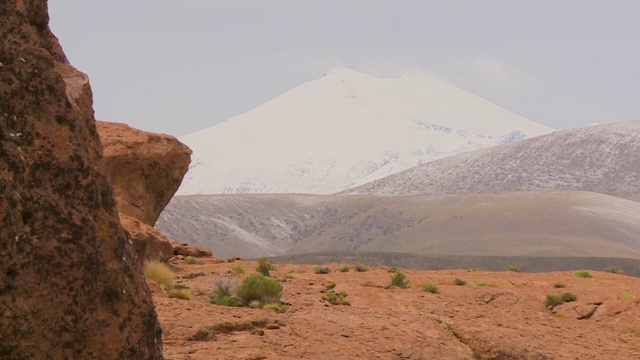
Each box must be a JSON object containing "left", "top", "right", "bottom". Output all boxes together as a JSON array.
[
  {"left": 120, "top": 213, "right": 174, "bottom": 262},
  {"left": 0, "top": 2, "right": 162, "bottom": 359},
  {"left": 97, "top": 121, "right": 191, "bottom": 226},
  {"left": 172, "top": 241, "right": 214, "bottom": 258}
]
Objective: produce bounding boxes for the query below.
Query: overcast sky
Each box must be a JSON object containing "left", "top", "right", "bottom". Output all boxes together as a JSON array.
[{"left": 49, "top": 1, "right": 639, "bottom": 136}]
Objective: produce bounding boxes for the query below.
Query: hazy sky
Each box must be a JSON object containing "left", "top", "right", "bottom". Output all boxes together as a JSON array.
[{"left": 49, "top": 1, "right": 640, "bottom": 136}]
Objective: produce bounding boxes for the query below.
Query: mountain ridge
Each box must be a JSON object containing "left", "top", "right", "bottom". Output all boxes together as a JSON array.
[{"left": 345, "top": 119, "right": 640, "bottom": 201}]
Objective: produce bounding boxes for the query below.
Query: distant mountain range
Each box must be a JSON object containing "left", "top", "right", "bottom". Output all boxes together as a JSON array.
[
  {"left": 177, "top": 67, "right": 552, "bottom": 195},
  {"left": 157, "top": 191, "right": 640, "bottom": 259},
  {"left": 346, "top": 120, "right": 640, "bottom": 201},
  {"left": 158, "top": 120, "right": 640, "bottom": 259}
]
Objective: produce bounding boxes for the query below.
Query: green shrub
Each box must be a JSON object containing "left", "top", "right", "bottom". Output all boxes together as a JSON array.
[
  {"left": 232, "top": 266, "right": 245, "bottom": 275},
  {"left": 604, "top": 267, "right": 623, "bottom": 274},
  {"left": 210, "top": 278, "right": 237, "bottom": 306},
  {"left": 474, "top": 281, "right": 486, "bottom": 287},
  {"left": 322, "top": 289, "right": 350, "bottom": 305},
  {"left": 387, "top": 267, "right": 399, "bottom": 273},
  {"left": 552, "top": 282, "right": 566, "bottom": 288},
  {"left": 573, "top": 270, "right": 593, "bottom": 278},
  {"left": 236, "top": 273, "right": 282, "bottom": 306},
  {"left": 560, "top": 292, "right": 577, "bottom": 302},
  {"left": 315, "top": 266, "right": 331, "bottom": 274},
  {"left": 453, "top": 278, "right": 466, "bottom": 286},
  {"left": 323, "top": 281, "right": 336, "bottom": 290},
  {"left": 256, "top": 257, "right": 275, "bottom": 276},
  {"left": 545, "top": 294, "right": 564, "bottom": 308},
  {"left": 390, "top": 272, "right": 410, "bottom": 289},
  {"left": 421, "top": 283, "right": 439, "bottom": 294},
  {"left": 354, "top": 264, "right": 369, "bottom": 272},
  {"left": 338, "top": 266, "right": 350, "bottom": 272},
  {"left": 506, "top": 265, "right": 519, "bottom": 272},
  {"left": 143, "top": 260, "right": 174, "bottom": 290}
]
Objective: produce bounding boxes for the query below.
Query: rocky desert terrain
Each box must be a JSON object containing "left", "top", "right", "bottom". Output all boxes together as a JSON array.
[{"left": 155, "top": 257, "right": 640, "bottom": 360}]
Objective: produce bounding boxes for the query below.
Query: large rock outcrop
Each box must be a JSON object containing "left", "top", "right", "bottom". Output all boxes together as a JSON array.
[
  {"left": 0, "top": 2, "right": 163, "bottom": 359},
  {"left": 96, "top": 121, "right": 191, "bottom": 226},
  {"left": 97, "top": 121, "right": 192, "bottom": 262}
]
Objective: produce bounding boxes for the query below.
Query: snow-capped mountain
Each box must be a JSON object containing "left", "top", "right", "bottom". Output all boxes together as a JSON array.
[{"left": 177, "top": 68, "right": 553, "bottom": 195}]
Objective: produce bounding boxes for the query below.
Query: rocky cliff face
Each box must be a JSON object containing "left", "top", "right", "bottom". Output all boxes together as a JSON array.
[
  {"left": 0, "top": 1, "right": 163, "bottom": 359},
  {"left": 97, "top": 121, "right": 191, "bottom": 262},
  {"left": 97, "top": 121, "right": 192, "bottom": 226}
]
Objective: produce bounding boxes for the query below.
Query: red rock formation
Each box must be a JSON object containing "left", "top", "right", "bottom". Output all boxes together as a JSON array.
[
  {"left": 97, "top": 121, "right": 192, "bottom": 262},
  {"left": 96, "top": 121, "right": 191, "bottom": 226},
  {"left": 0, "top": 2, "right": 162, "bottom": 359}
]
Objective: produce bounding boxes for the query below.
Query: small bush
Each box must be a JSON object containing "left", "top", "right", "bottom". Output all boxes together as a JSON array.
[
  {"left": 256, "top": 257, "right": 275, "bottom": 277},
  {"left": 621, "top": 294, "right": 633, "bottom": 300},
  {"left": 552, "top": 282, "right": 566, "bottom": 288},
  {"left": 604, "top": 267, "right": 623, "bottom": 274},
  {"left": 315, "top": 266, "right": 331, "bottom": 274},
  {"left": 210, "top": 278, "right": 237, "bottom": 306},
  {"left": 552, "top": 312, "right": 566, "bottom": 318},
  {"left": 322, "top": 290, "right": 350, "bottom": 305},
  {"left": 545, "top": 294, "right": 564, "bottom": 308},
  {"left": 236, "top": 273, "right": 282, "bottom": 306},
  {"left": 338, "top": 266, "right": 350, "bottom": 273},
  {"left": 354, "top": 264, "right": 369, "bottom": 272},
  {"left": 454, "top": 278, "right": 466, "bottom": 286},
  {"left": 144, "top": 260, "right": 174, "bottom": 290},
  {"left": 506, "top": 265, "right": 519, "bottom": 272},
  {"left": 474, "top": 281, "right": 486, "bottom": 287},
  {"left": 573, "top": 270, "right": 593, "bottom": 278},
  {"left": 262, "top": 302, "right": 287, "bottom": 313},
  {"left": 168, "top": 288, "right": 192, "bottom": 300},
  {"left": 232, "top": 266, "right": 245, "bottom": 275},
  {"left": 388, "top": 267, "right": 399, "bottom": 273},
  {"left": 323, "top": 281, "right": 336, "bottom": 290},
  {"left": 421, "top": 283, "right": 439, "bottom": 294},
  {"left": 184, "top": 256, "right": 202, "bottom": 265},
  {"left": 560, "top": 292, "right": 577, "bottom": 302},
  {"left": 390, "top": 272, "right": 410, "bottom": 289}
]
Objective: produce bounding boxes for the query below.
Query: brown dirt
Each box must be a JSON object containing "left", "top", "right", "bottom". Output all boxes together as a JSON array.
[{"left": 155, "top": 259, "right": 640, "bottom": 359}]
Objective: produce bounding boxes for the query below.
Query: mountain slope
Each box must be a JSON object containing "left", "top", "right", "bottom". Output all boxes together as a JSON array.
[
  {"left": 156, "top": 191, "right": 640, "bottom": 259},
  {"left": 177, "top": 68, "right": 552, "bottom": 195},
  {"left": 346, "top": 120, "right": 640, "bottom": 201}
]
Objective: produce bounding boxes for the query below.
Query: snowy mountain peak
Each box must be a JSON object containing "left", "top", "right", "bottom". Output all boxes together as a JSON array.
[{"left": 177, "top": 68, "right": 553, "bottom": 195}]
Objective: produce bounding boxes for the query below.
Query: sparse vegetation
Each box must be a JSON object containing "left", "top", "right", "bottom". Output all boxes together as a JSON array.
[
  {"left": 552, "top": 282, "right": 566, "bottom": 288},
  {"left": 421, "top": 283, "right": 439, "bottom": 294},
  {"left": 604, "top": 267, "right": 623, "bottom": 274},
  {"left": 551, "top": 312, "right": 566, "bottom": 318},
  {"left": 338, "top": 266, "right": 350, "bottom": 272},
  {"left": 323, "top": 281, "right": 336, "bottom": 291},
  {"left": 168, "top": 288, "right": 192, "bottom": 300},
  {"left": 474, "top": 281, "right": 486, "bottom": 287},
  {"left": 454, "top": 278, "right": 466, "bottom": 286},
  {"left": 236, "top": 273, "right": 283, "bottom": 306},
  {"left": 621, "top": 294, "right": 633, "bottom": 300},
  {"left": 354, "top": 264, "right": 369, "bottom": 272},
  {"left": 545, "top": 294, "right": 564, "bottom": 308},
  {"left": 143, "top": 260, "right": 174, "bottom": 290},
  {"left": 573, "top": 270, "right": 593, "bottom": 278},
  {"left": 560, "top": 292, "right": 577, "bottom": 302},
  {"left": 232, "top": 266, "right": 245, "bottom": 275},
  {"left": 256, "top": 257, "right": 275, "bottom": 277},
  {"left": 210, "top": 278, "right": 237, "bottom": 306},
  {"left": 314, "top": 266, "right": 331, "bottom": 274},
  {"left": 506, "top": 265, "right": 520, "bottom": 272},
  {"left": 545, "top": 292, "right": 577, "bottom": 309},
  {"left": 322, "top": 289, "right": 350, "bottom": 305},
  {"left": 185, "top": 256, "right": 202, "bottom": 265},
  {"left": 387, "top": 267, "right": 399, "bottom": 273},
  {"left": 390, "top": 271, "right": 410, "bottom": 289}
]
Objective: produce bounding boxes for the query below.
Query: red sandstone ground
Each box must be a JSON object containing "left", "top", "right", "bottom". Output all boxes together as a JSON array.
[{"left": 154, "top": 258, "right": 640, "bottom": 360}]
